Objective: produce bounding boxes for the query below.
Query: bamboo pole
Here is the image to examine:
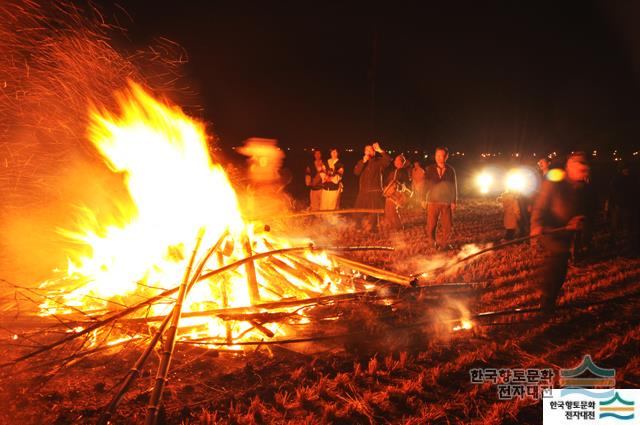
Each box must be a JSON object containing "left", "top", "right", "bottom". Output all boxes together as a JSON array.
[
  {"left": 97, "top": 314, "right": 172, "bottom": 425},
  {"left": 145, "top": 228, "right": 205, "bottom": 425},
  {"left": 242, "top": 234, "right": 261, "bottom": 304},
  {"left": 217, "top": 251, "right": 233, "bottom": 345},
  {"left": 99, "top": 230, "right": 228, "bottom": 424},
  {"left": 329, "top": 254, "right": 414, "bottom": 286},
  {"left": 253, "top": 208, "right": 384, "bottom": 221},
  {"left": 412, "top": 226, "right": 570, "bottom": 279}
]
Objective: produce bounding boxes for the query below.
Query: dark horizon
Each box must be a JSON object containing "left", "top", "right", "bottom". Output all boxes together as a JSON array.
[{"left": 99, "top": 1, "right": 640, "bottom": 155}]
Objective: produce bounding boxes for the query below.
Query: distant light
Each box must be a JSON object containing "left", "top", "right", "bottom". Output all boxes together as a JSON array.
[
  {"left": 505, "top": 170, "right": 526, "bottom": 192},
  {"left": 475, "top": 172, "right": 494, "bottom": 194},
  {"left": 547, "top": 169, "right": 565, "bottom": 182}
]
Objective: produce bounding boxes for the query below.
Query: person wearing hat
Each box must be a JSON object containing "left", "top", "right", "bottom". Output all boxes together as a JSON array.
[{"left": 530, "top": 152, "right": 598, "bottom": 314}]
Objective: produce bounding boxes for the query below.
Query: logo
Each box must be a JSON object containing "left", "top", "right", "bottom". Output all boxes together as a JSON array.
[
  {"left": 560, "top": 355, "right": 616, "bottom": 388},
  {"left": 600, "top": 392, "right": 635, "bottom": 421},
  {"left": 544, "top": 356, "right": 637, "bottom": 424}
]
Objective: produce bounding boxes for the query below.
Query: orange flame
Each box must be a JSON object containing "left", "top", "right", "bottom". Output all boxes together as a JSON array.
[{"left": 38, "top": 82, "right": 352, "bottom": 345}]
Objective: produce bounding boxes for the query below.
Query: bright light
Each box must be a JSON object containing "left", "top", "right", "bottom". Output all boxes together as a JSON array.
[
  {"left": 505, "top": 170, "right": 526, "bottom": 192},
  {"left": 475, "top": 172, "right": 493, "bottom": 194}
]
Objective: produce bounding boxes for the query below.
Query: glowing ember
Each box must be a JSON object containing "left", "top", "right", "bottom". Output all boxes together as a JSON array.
[{"left": 453, "top": 319, "right": 473, "bottom": 331}]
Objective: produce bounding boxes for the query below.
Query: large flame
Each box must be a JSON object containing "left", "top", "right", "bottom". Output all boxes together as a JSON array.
[
  {"left": 38, "top": 82, "right": 353, "bottom": 344},
  {"left": 53, "top": 83, "right": 242, "bottom": 303}
]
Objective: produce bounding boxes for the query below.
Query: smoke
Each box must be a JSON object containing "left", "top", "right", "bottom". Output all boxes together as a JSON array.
[
  {"left": 394, "top": 243, "right": 493, "bottom": 280},
  {"left": 0, "top": 1, "right": 191, "bottom": 283}
]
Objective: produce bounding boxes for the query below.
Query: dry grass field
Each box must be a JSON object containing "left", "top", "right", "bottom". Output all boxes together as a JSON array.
[{"left": 0, "top": 198, "right": 638, "bottom": 424}]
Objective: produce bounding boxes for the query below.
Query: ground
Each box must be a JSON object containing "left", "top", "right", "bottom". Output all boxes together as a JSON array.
[{"left": 0, "top": 198, "right": 638, "bottom": 424}]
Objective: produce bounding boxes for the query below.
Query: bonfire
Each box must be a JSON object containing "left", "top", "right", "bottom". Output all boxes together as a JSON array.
[{"left": 0, "top": 80, "right": 479, "bottom": 424}]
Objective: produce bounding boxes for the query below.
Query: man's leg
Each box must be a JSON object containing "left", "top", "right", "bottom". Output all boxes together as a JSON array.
[
  {"left": 425, "top": 203, "right": 438, "bottom": 243},
  {"left": 440, "top": 204, "right": 453, "bottom": 244},
  {"left": 383, "top": 199, "right": 397, "bottom": 233},
  {"left": 540, "top": 251, "right": 570, "bottom": 313}
]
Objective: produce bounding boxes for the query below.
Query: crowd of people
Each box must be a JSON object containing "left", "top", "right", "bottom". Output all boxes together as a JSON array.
[
  {"left": 305, "top": 142, "right": 459, "bottom": 241},
  {"left": 304, "top": 144, "right": 639, "bottom": 314}
]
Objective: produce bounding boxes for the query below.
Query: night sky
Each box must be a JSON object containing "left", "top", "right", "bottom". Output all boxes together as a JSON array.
[{"left": 100, "top": 1, "right": 640, "bottom": 154}]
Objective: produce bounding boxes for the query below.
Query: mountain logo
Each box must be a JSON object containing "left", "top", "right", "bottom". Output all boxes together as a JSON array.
[
  {"left": 599, "top": 392, "right": 635, "bottom": 421},
  {"left": 560, "top": 355, "right": 615, "bottom": 388}
]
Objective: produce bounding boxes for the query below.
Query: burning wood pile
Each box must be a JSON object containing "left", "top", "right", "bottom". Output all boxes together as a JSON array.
[{"left": 0, "top": 83, "right": 475, "bottom": 423}]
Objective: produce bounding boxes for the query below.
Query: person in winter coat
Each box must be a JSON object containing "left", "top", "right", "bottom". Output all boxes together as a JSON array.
[
  {"left": 498, "top": 190, "right": 521, "bottom": 240},
  {"left": 354, "top": 141, "right": 392, "bottom": 231}
]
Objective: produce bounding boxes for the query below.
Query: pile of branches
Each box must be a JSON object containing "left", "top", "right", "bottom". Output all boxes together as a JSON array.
[{"left": 0, "top": 232, "right": 484, "bottom": 424}]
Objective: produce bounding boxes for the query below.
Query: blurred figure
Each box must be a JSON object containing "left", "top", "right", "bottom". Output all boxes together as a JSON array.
[
  {"left": 410, "top": 160, "right": 426, "bottom": 209},
  {"left": 424, "top": 147, "right": 457, "bottom": 248},
  {"left": 320, "top": 148, "right": 344, "bottom": 210},
  {"left": 354, "top": 141, "right": 392, "bottom": 232},
  {"left": 237, "top": 138, "right": 287, "bottom": 217},
  {"left": 606, "top": 163, "right": 639, "bottom": 252},
  {"left": 498, "top": 189, "right": 521, "bottom": 240},
  {"left": 305, "top": 149, "right": 326, "bottom": 211},
  {"left": 382, "top": 154, "right": 411, "bottom": 232},
  {"left": 531, "top": 152, "right": 597, "bottom": 313},
  {"left": 537, "top": 158, "right": 550, "bottom": 178}
]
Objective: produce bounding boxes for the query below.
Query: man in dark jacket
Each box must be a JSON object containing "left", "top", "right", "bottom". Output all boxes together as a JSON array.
[
  {"left": 530, "top": 152, "right": 597, "bottom": 313},
  {"left": 354, "top": 141, "right": 392, "bottom": 231},
  {"left": 424, "top": 147, "right": 457, "bottom": 248}
]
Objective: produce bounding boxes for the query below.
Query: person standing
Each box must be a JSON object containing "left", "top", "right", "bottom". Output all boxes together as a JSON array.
[
  {"left": 498, "top": 189, "right": 521, "bottom": 240},
  {"left": 320, "top": 148, "right": 344, "bottom": 210},
  {"left": 305, "top": 150, "right": 325, "bottom": 211},
  {"left": 410, "top": 160, "right": 426, "bottom": 209},
  {"left": 382, "top": 154, "right": 411, "bottom": 232},
  {"left": 424, "top": 147, "right": 457, "bottom": 248},
  {"left": 354, "top": 142, "right": 392, "bottom": 231},
  {"left": 530, "top": 152, "right": 597, "bottom": 313}
]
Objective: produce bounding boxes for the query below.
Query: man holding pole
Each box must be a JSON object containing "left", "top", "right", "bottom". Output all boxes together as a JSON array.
[{"left": 530, "top": 152, "right": 597, "bottom": 314}]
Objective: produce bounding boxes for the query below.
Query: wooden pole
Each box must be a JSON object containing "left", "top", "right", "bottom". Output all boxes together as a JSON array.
[
  {"left": 145, "top": 228, "right": 205, "bottom": 425},
  {"left": 242, "top": 233, "right": 261, "bottom": 304},
  {"left": 217, "top": 251, "right": 233, "bottom": 345}
]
